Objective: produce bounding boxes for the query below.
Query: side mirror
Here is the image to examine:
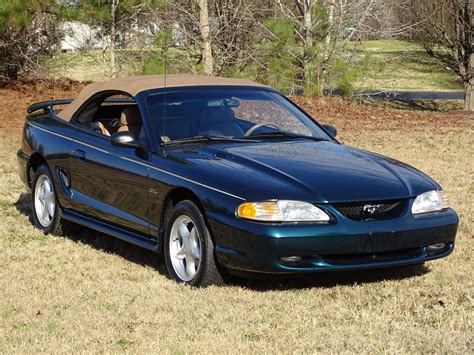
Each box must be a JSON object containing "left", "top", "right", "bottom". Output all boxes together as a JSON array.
[
  {"left": 322, "top": 124, "right": 337, "bottom": 138},
  {"left": 109, "top": 131, "right": 142, "bottom": 149}
]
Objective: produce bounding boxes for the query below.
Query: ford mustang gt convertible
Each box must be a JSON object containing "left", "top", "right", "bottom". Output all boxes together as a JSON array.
[{"left": 18, "top": 75, "right": 458, "bottom": 286}]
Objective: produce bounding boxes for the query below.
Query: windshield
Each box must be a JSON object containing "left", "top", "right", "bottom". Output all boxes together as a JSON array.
[{"left": 146, "top": 88, "right": 332, "bottom": 143}]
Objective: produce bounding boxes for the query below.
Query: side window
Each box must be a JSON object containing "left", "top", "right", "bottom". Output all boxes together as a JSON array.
[
  {"left": 92, "top": 94, "right": 138, "bottom": 137},
  {"left": 147, "top": 93, "right": 204, "bottom": 141},
  {"left": 76, "top": 93, "right": 141, "bottom": 138}
]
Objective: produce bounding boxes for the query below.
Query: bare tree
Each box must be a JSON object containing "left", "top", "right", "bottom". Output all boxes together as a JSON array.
[
  {"left": 198, "top": 0, "right": 213, "bottom": 74},
  {"left": 169, "top": 0, "right": 266, "bottom": 75},
  {"left": 110, "top": 0, "right": 119, "bottom": 73},
  {"left": 340, "top": 0, "right": 417, "bottom": 41},
  {"left": 412, "top": 0, "right": 473, "bottom": 111},
  {"left": 301, "top": 0, "right": 317, "bottom": 90}
]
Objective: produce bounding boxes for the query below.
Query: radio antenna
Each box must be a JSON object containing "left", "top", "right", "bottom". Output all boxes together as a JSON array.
[
  {"left": 162, "top": 5, "right": 169, "bottom": 155},
  {"left": 163, "top": 39, "right": 167, "bottom": 147}
]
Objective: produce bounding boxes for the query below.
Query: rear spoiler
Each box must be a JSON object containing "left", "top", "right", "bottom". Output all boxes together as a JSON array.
[
  {"left": 27, "top": 99, "right": 73, "bottom": 114},
  {"left": 27, "top": 97, "right": 136, "bottom": 114}
]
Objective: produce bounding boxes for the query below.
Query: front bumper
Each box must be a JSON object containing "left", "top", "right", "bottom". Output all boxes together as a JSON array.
[{"left": 208, "top": 208, "right": 458, "bottom": 274}]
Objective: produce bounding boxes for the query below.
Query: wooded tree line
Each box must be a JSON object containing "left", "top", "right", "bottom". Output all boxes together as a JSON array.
[{"left": 0, "top": 0, "right": 472, "bottom": 110}]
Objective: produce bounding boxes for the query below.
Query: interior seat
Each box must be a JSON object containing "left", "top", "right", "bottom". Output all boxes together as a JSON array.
[
  {"left": 199, "top": 107, "right": 244, "bottom": 137},
  {"left": 118, "top": 106, "right": 142, "bottom": 137}
]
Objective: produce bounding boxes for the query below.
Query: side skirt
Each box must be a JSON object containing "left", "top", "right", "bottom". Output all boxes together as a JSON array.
[{"left": 62, "top": 210, "right": 160, "bottom": 252}]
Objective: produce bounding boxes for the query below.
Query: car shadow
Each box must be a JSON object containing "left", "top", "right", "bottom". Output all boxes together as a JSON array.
[
  {"left": 63, "top": 224, "right": 168, "bottom": 276},
  {"left": 15, "top": 192, "right": 34, "bottom": 224},
  {"left": 16, "top": 192, "right": 430, "bottom": 290},
  {"left": 15, "top": 192, "right": 167, "bottom": 276},
  {"left": 227, "top": 264, "right": 430, "bottom": 291}
]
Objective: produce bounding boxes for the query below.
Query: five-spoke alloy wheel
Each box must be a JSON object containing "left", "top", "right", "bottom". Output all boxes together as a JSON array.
[
  {"left": 31, "top": 164, "right": 66, "bottom": 235},
  {"left": 169, "top": 215, "right": 202, "bottom": 282},
  {"left": 34, "top": 174, "right": 56, "bottom": 228},
  {"left": 164, "top": 200, "right": 224, "bottom": 287}
]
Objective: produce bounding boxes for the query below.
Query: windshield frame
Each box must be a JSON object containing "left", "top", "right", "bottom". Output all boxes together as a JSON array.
[{"left": 140, "top": 85, "right": 338, "bottom": 151}]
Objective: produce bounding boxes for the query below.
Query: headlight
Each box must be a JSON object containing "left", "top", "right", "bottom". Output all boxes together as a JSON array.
[
  {"left": 412, "top": 190, "right": 449, "bottom": 215},
  {"left": 237, "top": 200, "right": 330, "bottom": 222}
]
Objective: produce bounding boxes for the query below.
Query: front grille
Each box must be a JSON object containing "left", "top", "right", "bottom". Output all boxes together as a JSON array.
[{"left": 332, "top": 199, "right": 406, "bottom": 221}]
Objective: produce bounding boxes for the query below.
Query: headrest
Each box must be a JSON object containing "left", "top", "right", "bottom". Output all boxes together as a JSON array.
[
  {"left": 201, "top": 108, "right": 235, "bottom": 126},
  {"left": 120, "top": 106, "right": 142, "bottom": 126}
]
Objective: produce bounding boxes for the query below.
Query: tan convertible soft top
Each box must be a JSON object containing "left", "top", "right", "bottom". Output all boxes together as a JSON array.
[{"left": 57, "top": 75, "right": 266, "bottom": 121}]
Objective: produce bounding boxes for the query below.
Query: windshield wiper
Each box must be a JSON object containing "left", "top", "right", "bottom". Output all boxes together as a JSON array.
[
  {"left": 162, "top": 135, "right": 257, "bottom": 146},
  {"left": 245, "top": 131, "right": 329, "bottom": 142}
]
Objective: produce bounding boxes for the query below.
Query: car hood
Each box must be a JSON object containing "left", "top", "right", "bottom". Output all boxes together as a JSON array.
[{"left": 162, "top": 141, "right": 438, "bottom": 203}]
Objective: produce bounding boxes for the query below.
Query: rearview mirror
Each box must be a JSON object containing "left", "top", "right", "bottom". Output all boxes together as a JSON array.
[
  {"left": 322, "top": 124, "right": 337, "bottom": 138},
  {"left": 110, "top": 131, "right": 142, "bottom": 149},
  {"left": 207, "top": 98, "right": 240, "bottom": 108}
]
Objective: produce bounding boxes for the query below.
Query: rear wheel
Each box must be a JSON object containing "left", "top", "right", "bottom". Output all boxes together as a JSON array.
[
  {"left": 31, "top": 164, "right": 66, "bottom": 235},
  {"left": 164, "top": 200, "right": 224, "bottom": 287}
]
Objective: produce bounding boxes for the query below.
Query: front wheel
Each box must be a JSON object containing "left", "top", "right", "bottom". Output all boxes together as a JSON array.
[{"left": 164, "top": 200, "right": 224, "bottom": 287}]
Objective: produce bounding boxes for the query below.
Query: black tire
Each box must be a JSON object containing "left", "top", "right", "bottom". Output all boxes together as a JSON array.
[
  {"left": 31, "top": 164, "right": 67, "bottom": 236},
  {"left": 164, "top": 200, "right": 224, "bottom": 287}
]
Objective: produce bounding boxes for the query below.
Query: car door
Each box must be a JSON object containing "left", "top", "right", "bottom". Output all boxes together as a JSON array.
[{"left": 66, "top": 124, "right": 151, "bottom": 238}]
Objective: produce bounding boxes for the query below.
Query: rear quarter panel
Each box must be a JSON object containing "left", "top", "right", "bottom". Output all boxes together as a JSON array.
[{"left": 21, "top": 114, "right": 72, "bottom": 209}]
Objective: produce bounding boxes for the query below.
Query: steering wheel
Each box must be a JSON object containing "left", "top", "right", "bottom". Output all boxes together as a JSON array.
[{"left": 244, "top": 123, "right": 280, "bottom": 137}]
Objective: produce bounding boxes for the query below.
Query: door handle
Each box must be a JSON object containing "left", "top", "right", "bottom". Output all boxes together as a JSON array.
[{"left": 73, "top": 149, "right": 86, "bottom": 161}]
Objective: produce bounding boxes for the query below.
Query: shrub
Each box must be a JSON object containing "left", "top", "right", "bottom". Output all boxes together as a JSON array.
[{"left": 0, "top": 0, "right": 60, "bottom": 81}]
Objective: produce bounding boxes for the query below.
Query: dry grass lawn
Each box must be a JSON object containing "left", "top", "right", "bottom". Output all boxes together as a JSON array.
[{"left": 0, "top": 85, "right": 473, "bottom": 353}]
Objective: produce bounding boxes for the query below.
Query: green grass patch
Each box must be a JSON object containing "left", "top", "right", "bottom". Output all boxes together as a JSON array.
[
  {"left": 1, "top": 307, "right": 19, "bottom": 320},
  {"left": 355, "top": 39, "right": 423, "bottom": 53},
  {"left": 46, "top": 322, "right": 61, "bottom": 335},
  {"left": 349, "top": 40, "right": 461, "bottom": 92},
  {"left": 117, "top": 339, "right": 133, "bottom": 350}
]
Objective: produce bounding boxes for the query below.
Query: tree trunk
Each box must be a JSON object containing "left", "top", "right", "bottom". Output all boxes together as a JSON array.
[
  {"left": 464, "top": 53, "right": 473, "bottom": 111},
  {"left": 325, "top": 1, "right": 334, "bottom": 46},
  {"left": 465, "top": 80, "right": 473, "bottom": 111},
  {"left": 109, "top": 0, "right": 118, "bottom": 77},
  {"left": 303, "top": 0, "right": 314, "bottom": 93},
  {"left": 198, "top": 0, "right": 213, "bottom": 75}
]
